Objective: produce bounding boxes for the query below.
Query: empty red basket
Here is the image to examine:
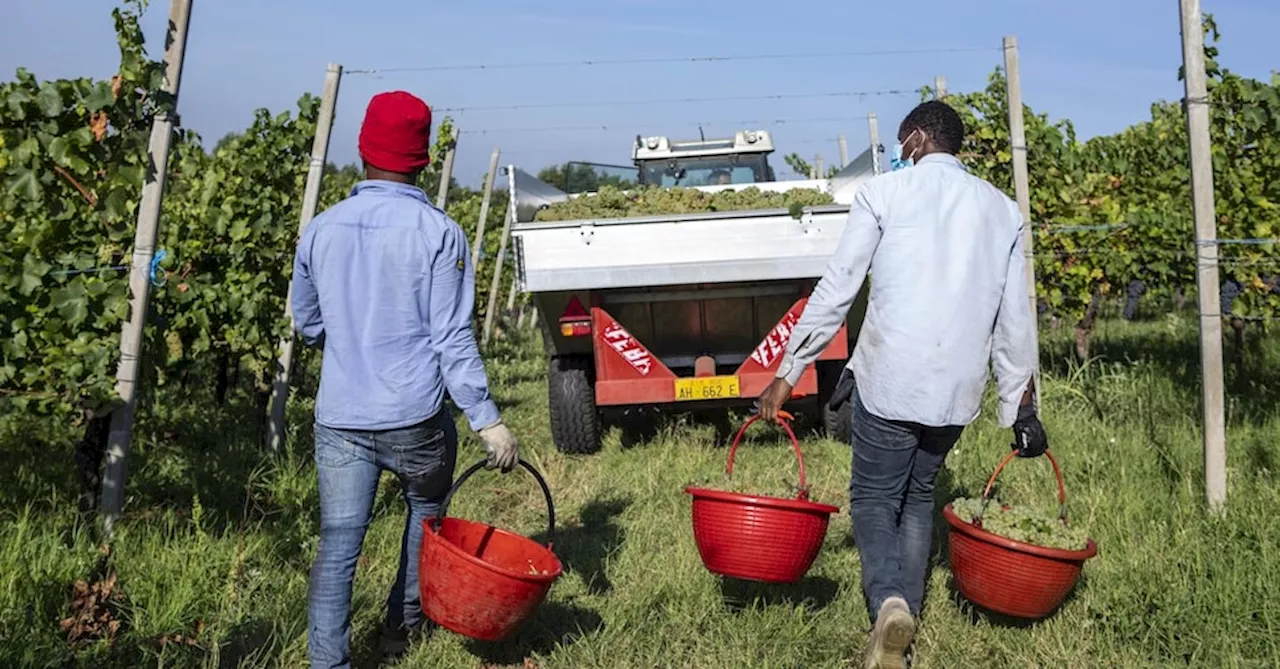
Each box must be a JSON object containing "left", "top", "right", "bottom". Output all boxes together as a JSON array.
[
  {"left": 419, "top": 459, "right": 562, "bottom": 642},
  {"left": 943, "top": 450, "right": 1098, "bottom": 619},
  {"left": 685, "top": 413, "right": 839, "bottom": 584}
]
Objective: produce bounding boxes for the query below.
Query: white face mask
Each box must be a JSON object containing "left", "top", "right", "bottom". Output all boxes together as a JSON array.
[{"left": 891, "top": 129, "right": 923, "bottom": 171}]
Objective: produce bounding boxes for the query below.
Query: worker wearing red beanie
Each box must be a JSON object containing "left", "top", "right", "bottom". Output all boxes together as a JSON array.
[
  {"left": 294, "top": 89, "right": 521, "bottom": 669},
  {"left": 358, "top": 90, "right": 434, "bottom": 174}
]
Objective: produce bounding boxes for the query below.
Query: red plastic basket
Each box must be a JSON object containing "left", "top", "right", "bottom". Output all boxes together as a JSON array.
[
  {"left": 943, "top": 449, "right": 1098, "bottom": 619},
  {"left": 685, "top": 412, "right": 839, "bottom": 584},
  {"left": 419, "top": 459, "right": 563, "bottom": 642}
]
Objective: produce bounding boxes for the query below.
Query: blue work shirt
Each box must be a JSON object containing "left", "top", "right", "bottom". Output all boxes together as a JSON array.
[
  {"left": 291, "top": 180, "right": 500, "bottom": 433},
  {"left": 776, "top": 153, "right": 1037, "bottom": 428}
]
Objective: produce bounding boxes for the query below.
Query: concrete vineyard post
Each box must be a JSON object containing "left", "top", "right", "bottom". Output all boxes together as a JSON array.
[
  {"left": 934, "top": 74, "right": 948, "bottom": 99},
  {"left": 837, "top": 134, "right": 849, "bottom": 168},
  {"left": 436, "top": 135, "right": 457, "bottom": 209},
  {"left": 503, "top": 274, "right": 520, "bottom": 336},
  {"left": 505, "top": 274, "right": 519, "bottom": 314},
  {"left": 815, "top": 154, "right": 824, "bottom": 178},
  {"left": 1002, "top": 35, "right": 1042, "bottom": 408},
  {"left": 1179, "top": 0, "right": 1227, "bottom": 513},
  {"left": 101, "top": 0, "right": 194, "bottom": 535},
  {"left": 472, "top": 148, "right": 501, "bottom": 271},
  {"left": 868, "top": 113, "right": 881, "bottom": 176},
  {"left": 265, "top": 63, "right": 342, "bottom": 454},
  {"left": 482, "top": 167, "right": 516, "bottom": 346}
]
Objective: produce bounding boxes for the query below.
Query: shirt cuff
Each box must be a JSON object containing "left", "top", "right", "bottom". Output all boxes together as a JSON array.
[
  {"left": 463, "top": 399, "right": 501, "bottom": 433},
  {"left": 776, "top": 353, "right": 807, "bottom": 387},
  {"left": 997, "top": 376, "right": 1033, "bottom": 428},
  {"left": 997, "top": 399, "right": 1020, "bottom": 428}
]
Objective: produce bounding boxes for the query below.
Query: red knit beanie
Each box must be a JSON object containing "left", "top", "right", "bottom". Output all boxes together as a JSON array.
[{"left": 358, "top": 91, "right": 433, "bottom": 174}]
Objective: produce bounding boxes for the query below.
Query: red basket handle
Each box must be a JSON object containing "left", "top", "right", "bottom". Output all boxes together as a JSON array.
[
  {"left": 725, "top": 410, "right": 809, "bottom": 500},
  {"left": 974, "top": 448, "right": 1068, "bottom": 525},
  {"left": 431, "top": 458, "right": 556, "bottom": 548}
]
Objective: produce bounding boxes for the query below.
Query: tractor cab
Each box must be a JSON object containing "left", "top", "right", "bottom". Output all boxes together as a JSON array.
[{"left": 632, "top": 130, "right": 777, "bottom": 188}]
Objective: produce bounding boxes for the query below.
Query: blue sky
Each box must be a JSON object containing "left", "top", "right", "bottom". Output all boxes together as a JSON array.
[{"left": 3, "top": 1, "right": 1277, "bottom": 187}]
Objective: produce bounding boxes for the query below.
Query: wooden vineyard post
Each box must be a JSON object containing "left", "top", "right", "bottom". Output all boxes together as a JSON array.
[
  {"left": 1179, "top": 0, "right": 1227, "bottom": 512},
  {"left": 101, "top": 0, "right": 194, "bottom": 535},
  {"left": 1003, "top": 35, "right": 1043, "bottom": 408},
  {"left": 837, "top": 134, "right": 849, "bottom": 167},
  {"left": 266, "top": 63, "right": 342, "bottom": 453},
  {"left": 472, "top": 148, "right": 501, "bottom": 270},
  {"left": 436, "top": 134, "right": 457, "bottom": 209},
  {"left": 482, "top": 167, "right": 515, "bottom": 346}
]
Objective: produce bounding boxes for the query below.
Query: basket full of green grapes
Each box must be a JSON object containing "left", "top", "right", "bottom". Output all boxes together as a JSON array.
[{"left": 942, "top": 450, "right": 1097, "bottom": 619}]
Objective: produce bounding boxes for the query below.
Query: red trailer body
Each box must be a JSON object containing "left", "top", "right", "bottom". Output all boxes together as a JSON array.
[{"left": 581, "top": 299, "right": 847, "bottom": 407}]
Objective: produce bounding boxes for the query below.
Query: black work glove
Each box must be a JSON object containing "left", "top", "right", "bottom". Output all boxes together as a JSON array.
[{"left": 1010, "top": 403, "right": 1048, "bottom": 458}]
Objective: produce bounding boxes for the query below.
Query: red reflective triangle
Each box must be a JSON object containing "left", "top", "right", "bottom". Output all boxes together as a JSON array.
[{"left": 562, "top": 295, "right": 588, "bottom": 320}]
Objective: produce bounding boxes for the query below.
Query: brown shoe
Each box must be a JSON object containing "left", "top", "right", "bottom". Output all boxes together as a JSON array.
[{"left": 863, "top": 597, "right": 915, "bottom": 669}]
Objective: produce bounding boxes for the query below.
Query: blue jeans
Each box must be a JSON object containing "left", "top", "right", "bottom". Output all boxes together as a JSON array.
[
  {"left": 848, "top": 390, "right": 963, "bottom": 623},
  {"left": 308, "top": 411, "right": 457, "bottom": 669}
]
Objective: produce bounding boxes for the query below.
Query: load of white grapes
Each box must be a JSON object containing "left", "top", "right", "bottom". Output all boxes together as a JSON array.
[
  {"left": 950, "top": 497, "right": 1090, "bottom": 551},
  {"left": 533, "top": 185, "right": 835, "bottom": 222}
]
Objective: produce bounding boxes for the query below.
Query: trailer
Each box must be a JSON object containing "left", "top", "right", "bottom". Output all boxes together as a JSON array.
[{"left": 510, "top": 130, "right": 883, "bottom": 454}]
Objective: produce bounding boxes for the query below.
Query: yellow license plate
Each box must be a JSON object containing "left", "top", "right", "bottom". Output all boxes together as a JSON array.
[{"left": 674, "top": 376, "right": 741, "bottom": 402}]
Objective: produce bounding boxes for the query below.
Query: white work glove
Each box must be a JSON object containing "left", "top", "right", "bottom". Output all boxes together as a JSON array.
[{"left": 478, "top": 422, "right": 519, "bottom": 473}]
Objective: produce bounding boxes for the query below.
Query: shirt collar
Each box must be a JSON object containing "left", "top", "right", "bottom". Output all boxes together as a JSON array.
[
  {"left": 351, "top": 179, "right": 431, "bottom": 203},
  {"left": 916, "top": 153, "right": 967, "bottom": 170}
]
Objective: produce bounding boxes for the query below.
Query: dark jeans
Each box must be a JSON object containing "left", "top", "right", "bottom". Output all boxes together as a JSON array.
[
  {"left": 308, "top": 411, "right": 457, "bottom": 669},
  {"left": 848, "top": 390, "right": 963, "bottom": 623}
]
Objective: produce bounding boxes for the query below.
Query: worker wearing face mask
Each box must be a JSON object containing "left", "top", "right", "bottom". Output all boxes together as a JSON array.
[{"left": 757, "top": 101, "right": 1046, "bottom": 669}]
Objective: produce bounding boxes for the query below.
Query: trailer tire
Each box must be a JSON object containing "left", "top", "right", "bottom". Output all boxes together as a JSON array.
[
  {"left": 548, "top": 355, "right": 602, "bottom": 455},
  {"left": 818, "top": 362, "right": 854, "bottom": 445},
  {"left": 822, "top": 396, "right": 854, "bottom": 444}
]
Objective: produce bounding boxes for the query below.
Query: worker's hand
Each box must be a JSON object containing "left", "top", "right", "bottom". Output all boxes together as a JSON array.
[
  {"left": 478, "top": 422, "right": 519, "bottom": 473},
  {"left": 756, "top": 378, "right": 793, "bottom": 422},
  {"left": 1010, "top": 403, "right": 1048, "bottom": 458}
]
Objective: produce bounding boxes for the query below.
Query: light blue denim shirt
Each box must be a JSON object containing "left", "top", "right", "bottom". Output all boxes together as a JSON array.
[
  {"left": 775, "top": 153, "right": 1036, "bottom": 428},
  {"left": 291, "top": 180, "right": 500, "bottom": 432}
]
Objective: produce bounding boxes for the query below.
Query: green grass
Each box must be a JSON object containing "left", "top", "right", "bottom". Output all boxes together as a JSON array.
[{"left": 2, "top": 315, "right": 1280, "bottom": 668}]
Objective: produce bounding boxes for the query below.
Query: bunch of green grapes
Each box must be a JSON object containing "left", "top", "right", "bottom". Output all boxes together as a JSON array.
[
  {"left": 950, "top": 497, "right": 1089, "bottom": 551},
  {"left": 534, "top": 185, "right": 836, "bottom": 222}
]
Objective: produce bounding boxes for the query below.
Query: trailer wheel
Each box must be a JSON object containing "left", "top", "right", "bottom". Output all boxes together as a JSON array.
[
  {"left": 548, "top": 355, "right": 602, "bottom": 455},
  {"left": 818, "top": 362, "right": 854, "bottom": 444},
  {"left": 822, "top": 397, "right": 854, "bottom": 444}
]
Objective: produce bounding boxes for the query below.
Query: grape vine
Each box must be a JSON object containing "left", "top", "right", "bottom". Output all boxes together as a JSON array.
[{"left": 0, "top": 1, "right": 162, "bottom": 415}]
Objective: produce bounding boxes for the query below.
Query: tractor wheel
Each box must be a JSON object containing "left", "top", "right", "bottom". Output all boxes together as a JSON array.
[{"left": 548, "top": 355, "right": 602, "bottom": 454}]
